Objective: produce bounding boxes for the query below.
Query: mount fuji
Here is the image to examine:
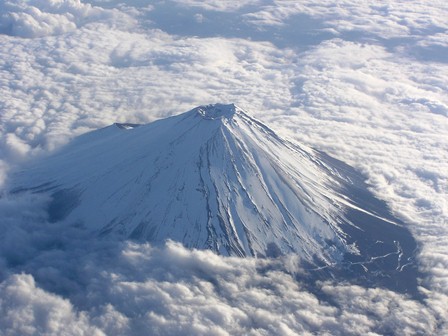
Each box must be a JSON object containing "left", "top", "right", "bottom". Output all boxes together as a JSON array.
[{"left": 10, "top": 104, "right": 419, "bottom": 293}]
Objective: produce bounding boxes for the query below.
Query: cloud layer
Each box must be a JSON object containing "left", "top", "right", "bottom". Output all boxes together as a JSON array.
[
  {"left": 0, "top": 0, "right": 134, "bottom": 38},
  {"left": 0, "top": 213, "right": 440, "bottom": 336},
  {"left": 0, "top": 0, "right": 447, "bottom": 334}
]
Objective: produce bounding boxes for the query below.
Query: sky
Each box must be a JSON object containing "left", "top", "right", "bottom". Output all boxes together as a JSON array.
[{"left": 0, "top": 0, "right": 447, "bottom": 335}]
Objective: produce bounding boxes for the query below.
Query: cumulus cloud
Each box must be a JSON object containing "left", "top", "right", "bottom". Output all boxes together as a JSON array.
[
  {"left": 0, "top": 23, "right": 296, "bottom": 185},
  {"left": 0, "top": 274, "right": 103, "bottom": 336},
  {"left": 170, "top": 0, "right": 262, "bottom": 12},
  {"left": 0, "top": 0, "right": 447, "bottom": 334},
  {"left": 244, "top": 1, "right": 448, "bottom": 38},
  {"left": 0, "top": 217, "right": 442, "bottom": 335},
  {"left": 0, "top": 191, "right": 444, "bottom": 334},
  {"left": 0, "top": 0, "right": 135, "bottom": 38}
]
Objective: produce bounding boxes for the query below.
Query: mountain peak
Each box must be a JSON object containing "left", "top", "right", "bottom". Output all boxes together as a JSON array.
[
  {"left": 10, "top": 105, "right": 419, "bottom": 294},
  {"left": 195, "top": 103, "right": 239, "bottom": 120}
]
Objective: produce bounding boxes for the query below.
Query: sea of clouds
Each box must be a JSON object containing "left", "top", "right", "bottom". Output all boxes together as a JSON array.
[{"left": 0, "top": 0, "right": 447, "bottom": 335}]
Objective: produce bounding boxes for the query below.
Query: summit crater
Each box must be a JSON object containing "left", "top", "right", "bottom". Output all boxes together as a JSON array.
[{"left": 195, "top": 103, "right": 239, "bottom": 120}]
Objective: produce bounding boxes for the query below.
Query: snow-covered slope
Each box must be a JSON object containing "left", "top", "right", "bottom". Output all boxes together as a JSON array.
[{"left": 10, "top": 104, "right": 418, "bottom": 283}]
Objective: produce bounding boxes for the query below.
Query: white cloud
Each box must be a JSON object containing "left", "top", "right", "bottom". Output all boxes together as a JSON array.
[
  {"left": 170, "top": 0, "right": 262, "bottom": 12},
  {"left": 0, "top": 24, "right": 296, "bottom": 185},
  {"left": 0, "top": 0, "right": 447, "bottom": 334},
  {"left": 265, "top": 39, "right": 448, "bottom": 331},
  {"left": 0, "top": 274, "right": 104, "bottom": 336},
  {"left": 244, "top": 1, "right": 448, "bottom": 38},
  {"left": 0, "top": 0, "right": 135, "bottom": 38},
  {"left": 0, "top": 237, "right": 443, "bottom": 335}
]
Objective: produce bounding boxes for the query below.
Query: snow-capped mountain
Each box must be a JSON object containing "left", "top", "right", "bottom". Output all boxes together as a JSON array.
[{"left": 10, "top": 104, "right": 418, "bottom": 290}]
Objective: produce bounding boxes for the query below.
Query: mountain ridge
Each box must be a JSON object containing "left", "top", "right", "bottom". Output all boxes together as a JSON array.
[{"left": 10, "top": 104, "right": 419, "bottom": 293}]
